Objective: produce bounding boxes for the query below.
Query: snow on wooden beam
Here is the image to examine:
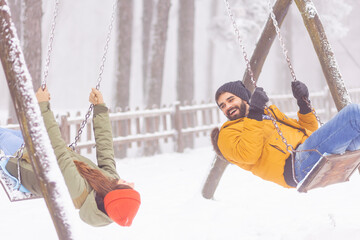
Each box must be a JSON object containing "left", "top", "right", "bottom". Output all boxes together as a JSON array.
[{"left": 294, "top": 0, "right": 351, "bottom": 111}]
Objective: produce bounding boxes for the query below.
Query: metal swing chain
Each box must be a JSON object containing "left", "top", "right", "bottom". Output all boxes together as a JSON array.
[
  {"left": 267, "top": 0, "right": 323, "bottom": 126},
  {"left": 223, "top": 0, "right": 295, "bottom": 155},
  {"left": 267, "top": 0, "right": 327, "bottom": 183},
  {"left": 15, "top": 144, "right": 25, "bottom": 190},
  {"left": 224, "top": 0, "right": 304, "bottom": 184},
  {"left": 69, "top": 0, "right": 118, "bottom": 150},
  {"left": 0, "top": 144, "right": 24, "bottom": 162},
  {"left": 304, "top": 98, "right": 323, "bottom": 125},
  {"left": 42, "top": 0, "right": 60, "bottom": 90},
  {"left": 267, "top": 0, "right": 296, "bottom": 82},
  {"left": 223, "top": 0, "right": 256, "bottom": 87},
  {"left": 0, "top": 143, "right": 25, "bottom": 190}
]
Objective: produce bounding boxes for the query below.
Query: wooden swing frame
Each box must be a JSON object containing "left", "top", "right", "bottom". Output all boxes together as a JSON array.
[
  {"left": 0, "top": 0, "right": 60, "bottom": 202},
  {"left": 202, "top": 0, "right": 358, "bottom": 199},
  {"left": 0, "top": 1, "right": 75, "bottom": 238}
]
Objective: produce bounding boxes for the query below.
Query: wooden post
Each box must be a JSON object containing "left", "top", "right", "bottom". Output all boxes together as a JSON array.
[
  {"left": 135, "top": 106, "right": 141, "bottom": 147},
  {"left": 0, "top": 2, "right": 75, "bottom": 239},
  {"left": 242, "top": 0, "right": 292, "bottom": 91},
  {"left": 162, "top": 105, "right": 169, "bottom": 143},
  {"left": 114, "top": 107, "right": 128, "bottom": 158},
  {"left": 202, "top": 155, "right": 229, "bottom": 199},
  {"left": 294, "top": 0, "right": 351, "bottom": 111},
  {"left": 59, "top": 114, "right": 70, "bottom": 144},
  {"left": 174, "top": 102, "right": 184, "bottom": 153}
]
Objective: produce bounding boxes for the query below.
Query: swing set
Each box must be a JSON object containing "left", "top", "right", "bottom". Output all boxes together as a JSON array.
[
  {"left": 202, "top": 0, "right": 360, "bottom": 199},
  {"left": 0, "top": 0, "right": 359, "bottom": 215},
  {"left": 0, "top": 0, "right": 118, "bottom": 202}
]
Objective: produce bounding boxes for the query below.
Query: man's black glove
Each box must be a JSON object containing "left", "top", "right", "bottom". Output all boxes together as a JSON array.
[
  {"left": 248, "top": 87, "right": 269, "bottom": 121},
  {"left": 291, "top": 81, "right": 311, "bottom": 114}
]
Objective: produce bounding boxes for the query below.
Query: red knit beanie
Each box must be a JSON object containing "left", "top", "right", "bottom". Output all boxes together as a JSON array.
[{"left": 104, "top": 189, "right": 141, "bottom": 227}]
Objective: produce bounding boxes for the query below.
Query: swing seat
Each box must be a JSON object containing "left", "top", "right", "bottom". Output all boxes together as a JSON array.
[
  {"left": 0, "top": 167, "right": 39, "bottom": 202},
  {"left": 0, "top": 151, "right": 39, "bottom": 202},
  {"left": 297, "top": 150, "right": 360, "bottom": 193}
]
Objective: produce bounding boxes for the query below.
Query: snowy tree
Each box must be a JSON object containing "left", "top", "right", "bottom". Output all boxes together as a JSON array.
[
  {"left": 114, "top": 0, "right": 133, "bottom": 110},
  {"left": 114, "top": 0, "right": 133, "bottom": 158},
  {"left": 316, "top": 0, "right": 352, "bottom": 39},
  {"left": 177, "top": 0, "right": 195, "bottom": 149},
  {"left": 176, "top": 0, "right": 194, "bottom": 105},
  {"left": 209, "top": 0, "right": 268, "bottom": 50},
  {"left": 143, "top": 0, "right": 171, "bottom": 156},
  {"left": 20, "top": 0, "right": 42, "bottom": 89},
  {"left": 210, "top": 0, "right": 351, "bottom": 48},
  {"left": 205, "top": 0, "right": 219, "bottom": 98},
  {"left": 142, "top": 0, "right": 154, "bottom": 96},
  {"left": 144, "top": 0, "right": 171, "bottom": 108}
]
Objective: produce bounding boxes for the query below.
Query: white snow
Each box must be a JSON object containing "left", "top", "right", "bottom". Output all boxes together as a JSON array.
[
  {"left": 1, "top": 146, "right": 360, "bottom": 240},
  {"left": 305, "top": 2, "right": 317, "bottom": 19}
]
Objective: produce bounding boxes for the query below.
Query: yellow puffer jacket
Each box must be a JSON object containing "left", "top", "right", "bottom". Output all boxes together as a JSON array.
[{"left": 217, "top": 105, "right": 318, "bottom": 188}]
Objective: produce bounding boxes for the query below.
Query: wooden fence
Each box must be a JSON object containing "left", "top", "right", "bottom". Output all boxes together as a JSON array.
[
  {"left": 55, "top": 102, "right": 222, "bottom": 157},
  {"left": 2, "top": 87, "right": 360, "bottom": 158}
]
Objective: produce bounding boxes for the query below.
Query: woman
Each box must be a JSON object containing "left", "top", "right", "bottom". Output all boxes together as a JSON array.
[{"left": 0, "top": 87, "right": 141, "bottom": 227}]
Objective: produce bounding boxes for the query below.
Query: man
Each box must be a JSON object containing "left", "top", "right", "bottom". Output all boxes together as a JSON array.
[{"left": 215, "top": 80, "right": 360, "bottom": 188}]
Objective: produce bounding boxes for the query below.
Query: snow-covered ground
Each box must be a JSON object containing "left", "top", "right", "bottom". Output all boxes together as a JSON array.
[{"left": 1, "top": 146, "right": 360, "bottom": 240}]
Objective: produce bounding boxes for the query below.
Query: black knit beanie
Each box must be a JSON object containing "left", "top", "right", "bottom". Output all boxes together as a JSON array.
[{"left": 215, "top": 80, "right": 251, "bottom": 104}]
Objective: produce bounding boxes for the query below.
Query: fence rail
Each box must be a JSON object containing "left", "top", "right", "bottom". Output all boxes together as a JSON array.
[{"left": 2, "top": 87, "right": 360, "bottom": 158}]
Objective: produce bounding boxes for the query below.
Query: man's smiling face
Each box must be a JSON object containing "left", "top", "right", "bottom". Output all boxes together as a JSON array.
[{"left": 217, "top": 92, "right": 249, "bottom": 120}]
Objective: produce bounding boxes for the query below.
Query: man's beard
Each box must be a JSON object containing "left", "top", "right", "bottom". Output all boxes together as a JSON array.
[{"left": 226, "top": 102, "right": 247, "bottom": 121}]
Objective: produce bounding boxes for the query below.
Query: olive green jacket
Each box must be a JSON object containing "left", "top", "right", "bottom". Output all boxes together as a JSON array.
[{"left": 15, "top": 101, "right": 120, "bottom": 227}]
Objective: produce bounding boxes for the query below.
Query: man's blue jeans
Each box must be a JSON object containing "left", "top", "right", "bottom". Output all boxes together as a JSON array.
[
  {"left": 294, "top": 104, "right": 360, "bottom": 182},
  {"left": 0, "top": 127, "right": 29, "bottom": 192}
]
